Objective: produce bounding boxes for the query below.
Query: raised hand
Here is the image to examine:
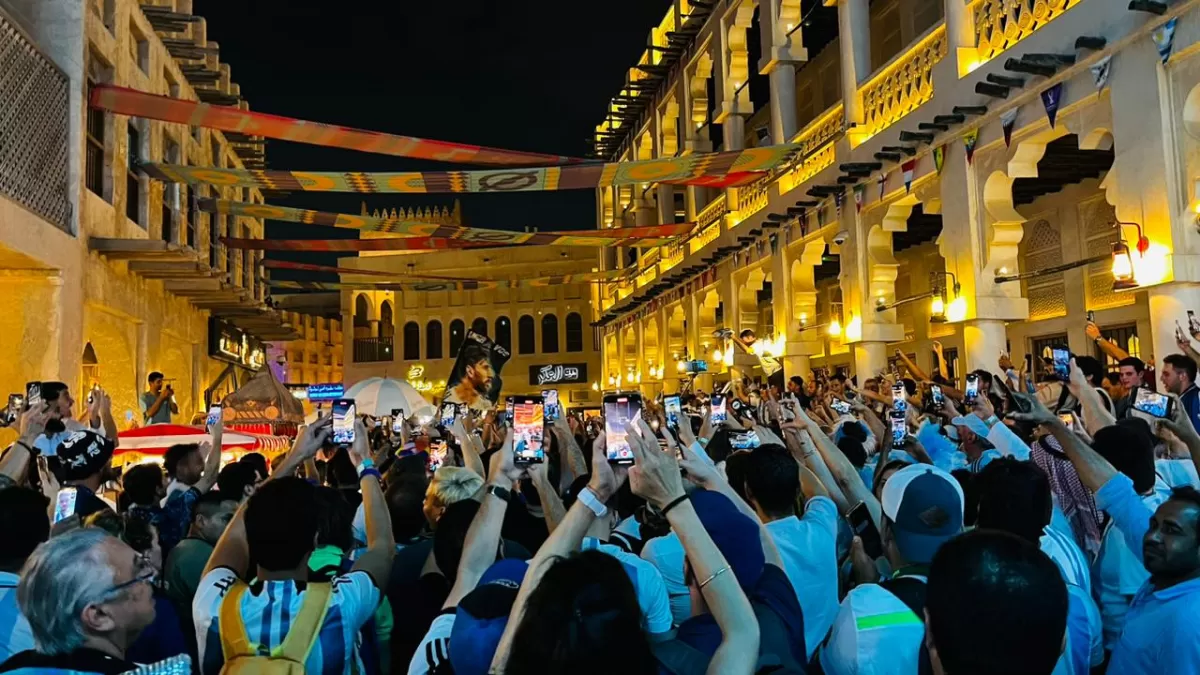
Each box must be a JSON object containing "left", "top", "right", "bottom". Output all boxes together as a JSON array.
[
  {"left": 295, "top": 413, "right": 332, "bottom": 459},
  {"left": 1006, "top": 390, "right": 1057, "bottom": 426},
  {"left": 626, "top": 419, "right": 684, "bottom": 510},
  {"left": 487, "top": 427, "right": 526, "bottom": 485},
  {"left": 587, "top": 428, "right": 627, "bottom": 502}
]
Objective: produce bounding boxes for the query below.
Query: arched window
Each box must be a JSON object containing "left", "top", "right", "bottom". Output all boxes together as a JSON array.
[
  {"left": 495, "top": 316, "right": 512, "bottom": 352},
  {"left": 542, "top": 314, "right": 559, "bottom": 353},
  {"left": 449, "top": 319, "right": 465, "bottom": 355},
  {"left": 471, "top": 317, "right": 488, "bottom": 337},
  {"left": 565, "top": 312, "right": 584, "bottom": 352},
  {"left": 426, "top": 321, "right": 443, "bottom": 359},
  {"left": 379, "top": 301, "right": 394, "bottom": 338},
  {"left": 354, "top": 295, "right": 370, "bottom": 326},
  {"left": 403, "top": 321, "right": 420, "bottom": 360},
  {"left": 518, "top": 315, "right": 536, "bottom": 354}
]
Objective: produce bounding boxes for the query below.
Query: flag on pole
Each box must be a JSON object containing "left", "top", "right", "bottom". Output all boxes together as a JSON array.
[
  {"left": 933, "top": 146, "right": 945, "bottom": 175},
  {"left": 1091, "top": 55, "right": 1113, "bottom": 91},
  {"left": 1041, "top": 84, "right": 1063, "bottom": 129},
  {"left": 1000, "top": 108, "right": 1019, "bottom": 147},
  {"left": 902, "top": 159, "right": 916, "bottom": 193},
  {"left": 853, "top": 183, "right": 866, "bottom": 213},
  {"left": 1153, "top": 18, "right": 1178, "bottom": 65},
  {"left": 963, "top": 129, "right": 980, "bottom": 164}
]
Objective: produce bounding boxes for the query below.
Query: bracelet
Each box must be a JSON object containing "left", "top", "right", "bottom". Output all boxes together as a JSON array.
[
  {"left": 660, "top": 494, "right": 689, "bottom": 516},
  {"left": 699, "top": 565, "right": 732, "bottom": 589},
  {"left": 358, "top": 468, "right": 382, "bottom": 482}
]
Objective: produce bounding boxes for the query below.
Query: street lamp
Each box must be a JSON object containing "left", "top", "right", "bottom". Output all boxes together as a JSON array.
[
  {"left": 929, "top": 271, "right": 960, "bottom": 323},
  {"left": 1110, "top": 240, "right": 1138, "bottom": 291}
]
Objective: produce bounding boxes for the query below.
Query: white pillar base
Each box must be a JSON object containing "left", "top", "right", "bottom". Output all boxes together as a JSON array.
[
  {"left": 1147, "top": 283, "right": 1200, "bottom": 370},
  {"left": 854, "top": 342, "right": 888, "bottom": 381},
  {"left": 962, "top": 319, "right": 1008, "bottom": 375}
]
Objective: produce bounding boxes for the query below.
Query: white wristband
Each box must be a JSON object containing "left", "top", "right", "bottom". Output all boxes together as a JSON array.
[{"left": 577, "top": 487, "right": 609, "bottom": 518}]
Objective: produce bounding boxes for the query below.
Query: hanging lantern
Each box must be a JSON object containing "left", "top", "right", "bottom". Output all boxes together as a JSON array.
[{"left": 1111, "top": 240, "right": 1138, "bottom": 291}]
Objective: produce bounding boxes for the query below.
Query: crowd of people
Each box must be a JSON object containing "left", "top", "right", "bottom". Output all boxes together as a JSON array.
[{"left": 1, "top": 319, "right": 1199, "bottom": 674}]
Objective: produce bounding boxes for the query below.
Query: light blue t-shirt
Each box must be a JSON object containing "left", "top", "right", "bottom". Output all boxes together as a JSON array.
[
  {"left": 1093, "top": 478, "right": 1169, "bottom": 649},
  {"left": 582, "top": 538, "right": 672, "bottom": 635},
  {"left": 765, "top": 496, "right": 840, "bottom": 659},
  {"left": 0, "top": 571, "right": 33, "bottom": 664}
]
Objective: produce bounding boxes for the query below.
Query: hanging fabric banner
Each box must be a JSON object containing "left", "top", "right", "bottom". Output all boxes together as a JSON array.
[
  {"left": 198, "top": 198, "right": 690, "bottom": 246},
  {"left": 90, "top": 85, "right": 583, "bottom": 166},
  {"left": 1000, "top": 108, "right": 1019, "bottom": 147},
  {"left": 933, "top": 146, "right": 945, "bottom": 175},
  {"left": 902, "top": 159, "right": 916, "bottom": 193},
  {"left": 853, "top": 183, "right": 866, "bottom": 213},
  {"left": 963, "top": 129, "right": 980, "bottom": 164},
  {"left": 1090, "top": 55, "right": 1113, "bottom": 91},
  {"left": 1041, "top": 84, "right": 1063, "bottom": 129},
  {"left": 140, "top": 143, "right": 798, "bottom": 195},
  {"left": 259, "top": 259, "right": 632, "bottom": 284},
  {"left": 1153, "top": 18, "right": 1178, "bottom": 65}
]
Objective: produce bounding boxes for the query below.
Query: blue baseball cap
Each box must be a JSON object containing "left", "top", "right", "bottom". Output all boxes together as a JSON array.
[
  {"left": 689, "top": 489, "right": 765, "bottom": 590},
  {"left": 449, "top": 559, "right": 528, "bottom": 675},
  {"left": 880, "top": 464, "right": 964, "bottom": 564}
]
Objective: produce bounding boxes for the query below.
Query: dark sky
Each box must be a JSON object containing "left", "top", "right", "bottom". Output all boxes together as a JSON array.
[{"left": 192, "top": 0, "right": 674, "bottom": 281}]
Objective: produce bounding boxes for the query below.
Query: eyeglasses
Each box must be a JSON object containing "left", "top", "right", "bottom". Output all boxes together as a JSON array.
[{"left": 101, "top": 551, "right": 157, "bottom": 598}]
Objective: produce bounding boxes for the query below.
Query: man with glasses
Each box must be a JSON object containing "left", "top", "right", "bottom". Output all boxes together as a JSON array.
[{"left": 0, "top": 529, "right": 157, "bottom": 674}]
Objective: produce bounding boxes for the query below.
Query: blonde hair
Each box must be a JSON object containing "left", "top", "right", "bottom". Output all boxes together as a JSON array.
[{"left": 426, "top": 466, "right": 484, "bottom": 508}]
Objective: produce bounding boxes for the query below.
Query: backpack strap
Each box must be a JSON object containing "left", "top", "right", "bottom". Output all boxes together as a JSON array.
[
  {"left": 218, "top": 581, "right": 254, "bottom": 659},
  {"left": 275, "top": 582, "right": 333, "bottom": 663}
]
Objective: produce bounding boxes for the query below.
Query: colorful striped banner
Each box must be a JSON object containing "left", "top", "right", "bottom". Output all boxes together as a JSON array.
[
  {"left": 223, "top": 236, "right": 493, "bottom": 252},
  {"left": 90, "top": 85, "right": 583, "bottom": 166},
  {"left": 269, "top": 279, "right": 501, "bottom": 292},
  {"left": 201, "top": 198, "right": 690, "bottom": 246},
  {"left": 141, "top": 143, "right": 797, "bottom": 195},
  {"left": 261, "top": 259, "right": 631, "bottom": 284}
]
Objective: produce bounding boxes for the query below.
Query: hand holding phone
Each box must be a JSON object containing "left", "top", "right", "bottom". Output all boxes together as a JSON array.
[
  {"left": 1132, "top": 387, "right": 1174, "bottom": 419},
  {"left": 604, "top": 393, "right": 643, "bottom": 465},
  {"left": 664, "top": 394, "right": 682, "bottom": 431},
  {"left": 964, "top": 374, "right": 980, "bottom": 406},
  {"left": 205, "top": 404, "right": 222, "bottom": 428},
  {"left": 709, "top": 394, "right": 727, "bottom": 425},
  {"left": 513, "top": 395, "right": 546, "bottom": 464},
  {"left": 332, "top": 398, "right": 356, "bottom": 445},
  {"left": 848, "top": 501, "right": 883, "bottom": 559},
  {"left": 1051, "top": 347, "right": 1071, "bottom": 382}
]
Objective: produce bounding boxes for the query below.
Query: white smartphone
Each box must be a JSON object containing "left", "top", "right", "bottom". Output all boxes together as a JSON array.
[
  {"left": 604, "top": 393, "right": 642, "bottom": 465},
  {"left": 205, "top": 404, "right": 222, "bottom": 428},
  {"left": 53, "top": 487, "right": 78, "bottom": 523}
]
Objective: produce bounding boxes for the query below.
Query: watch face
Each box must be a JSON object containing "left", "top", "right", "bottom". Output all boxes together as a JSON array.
[{"left": 488, "top": 485, "right": 510, "bottom": 501}]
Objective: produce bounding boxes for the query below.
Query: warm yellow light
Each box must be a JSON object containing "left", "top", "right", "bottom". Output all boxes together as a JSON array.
[
  {"left": 998, "top": 266, "right": 1008, "bottom": 275},
  {"left": 799, "top": 312, "right": 808, "bottom": 326},
  {"left": 723, "top": 350, "right": 734, "bottom": 366},
  {"left": 947, "top": 296, "right": 968, "bottom": 322},
  {"left": 676, "top": 360, "right": 686, "bottom": 372},
  {"left": 592, "top": 381, "right": 600, "bottom": 391},
  {"left": 846, "top": 314, "right": 863, "bottom": 342},
  {"left": 636, "top": 372, "right": 642, "bottom": 383},
  {"left": 930, "top": 295, "right": 945, "bottom": 318},
  {"left": 711, "top": 348, "right": 723, "bottom": 362},
  {"left": 1111, "top": 241, "right": 1136, "bottom": 288},
  {"left": 827, "top": 320, "right": 842, "bottom": 337},
  {"left": 1132, "top": 243, "right": 1170, "bottom": 286}
]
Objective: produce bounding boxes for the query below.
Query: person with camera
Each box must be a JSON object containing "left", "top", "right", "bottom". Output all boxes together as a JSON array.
[{"left": 141, "top": 372, "right": 177, "bottom": 425}]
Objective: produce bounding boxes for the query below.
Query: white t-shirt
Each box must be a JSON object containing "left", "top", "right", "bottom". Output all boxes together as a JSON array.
[
  {"left": 408, "top": 612, "right": 455, "bottom": 675},
  {"left": 765, "top": 496, "right": 840, "bottom": 658},
  {"left": 582, "top": 538, "right": 673, "bottom": 635},
  {"left": 193, "top": 567, "right": 380, "bottom": 675},
  {"left": 640, "top": 533, "right": 690, "bottom": 626}
]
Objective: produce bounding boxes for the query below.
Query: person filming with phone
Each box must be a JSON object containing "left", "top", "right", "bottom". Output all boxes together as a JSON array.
[
  {"left": 141, "top": 372, "right": 178, "bottom": 425},
  {"left": 1161, "top": 354, "right": 1200, "bottom": 433}
]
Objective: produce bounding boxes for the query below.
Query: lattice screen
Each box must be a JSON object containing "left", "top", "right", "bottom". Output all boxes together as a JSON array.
[
  {"left": 1023, "top": 218, "right": 1067, "bottom": 320},
  {"left": 0, "top": 11, "right": 71, "bottom": 232}
]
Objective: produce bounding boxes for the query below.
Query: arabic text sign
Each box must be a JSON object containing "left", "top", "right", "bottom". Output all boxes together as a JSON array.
[
  {"left": 307, "top": 383, "right": 345, "bottom": 402},
  {"left": 529, "top": 363, "right": 589, "bottom": 386}
]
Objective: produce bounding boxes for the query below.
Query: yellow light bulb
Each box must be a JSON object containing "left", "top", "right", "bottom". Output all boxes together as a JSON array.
[
  {"left": 930, "top": 296, "right": 945, "bottom": 317},
  {"left": 828, "top": 320, "right": 842, "bottom": 337},
  {"left": 676, "top": 360, "right": 686, "bottom": 372}
]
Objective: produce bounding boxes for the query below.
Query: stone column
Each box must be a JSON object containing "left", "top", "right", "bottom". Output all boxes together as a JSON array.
[
  {"left": 757, "top": 0, "right": 806, "bottom": 143},
  {"left": 835, "top": 0, "right": 871, "bottom": 126},
  {"left": 962, "top": 319, "right": 1008, "bottom": 374},
  {"left": 945, "top": 0, "right": 978, "bottom": 75},
  {"left": 854, "top": 341, "right": 889, "bottom": 380},
  {"left": 1148, "top": 285, "right": 1200, "bottom": 371}
]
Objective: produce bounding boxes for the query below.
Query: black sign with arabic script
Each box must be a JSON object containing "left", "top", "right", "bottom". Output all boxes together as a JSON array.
[{"left": 529, "top": 363, "right": 589, "bottom": 386}]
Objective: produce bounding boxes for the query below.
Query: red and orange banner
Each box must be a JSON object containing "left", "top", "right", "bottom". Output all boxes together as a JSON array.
[{"left": 90, "top": 85, "right": 584, "bottom": 166}]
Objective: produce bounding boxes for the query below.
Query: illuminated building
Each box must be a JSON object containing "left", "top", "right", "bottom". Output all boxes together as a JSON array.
[{"left": 594, "top": 0, "right": 1194, "bottom": 390}]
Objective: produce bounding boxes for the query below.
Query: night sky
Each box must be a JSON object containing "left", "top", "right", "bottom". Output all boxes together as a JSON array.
[{"left": 192, "top": 0, "right": 674, "bottom": 280}]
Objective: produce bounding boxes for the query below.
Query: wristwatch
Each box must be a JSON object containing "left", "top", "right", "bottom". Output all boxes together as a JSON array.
[{"left": 486, "top": 484, "right": 511, "bottom": 502}]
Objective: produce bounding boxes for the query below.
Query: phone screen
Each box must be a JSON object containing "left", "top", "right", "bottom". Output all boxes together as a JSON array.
[
  {"left": 830, "top": 399, "right": 852, "bottom": 415},
  {"left": 205, "top": 405, "right": 221, "bottom": 428},
  {"left": 391, "top": 408, "right": 406, "bottom": 434},
  {"left": 891, "top": 383, "right": 907, "bottom": 412},
  {"left": 964, "top": 374, "right": 979, "bottom": 405},
  {"left": 1057, "top": 411, "right": 1077, "bottom": 426},
  {"left": 332, "top": 399, "right": 355, "bottom": 445},
  {"left": 604, "top": 394, "right": 642, "bottom": 465},
  {"left": 1133, "top": 388, "right": 1172, "bottom": 418},
  {"left": 427, "top": 440, "right": 448, "bottom": 472},
  {"left": 7, "top": 394, "right": 24, "bottom": 420},
  {"left": 710, "top": 394, "right": 727, "bottom": 424},
  {"left": 1086, "top": 310, "right": 1096, "bottom": 323},
  {"left": 25, "top": 382, "right": 41, "bottom": 410},
  {"left": 53, "top": 487, "right": 78, "bottom": 524},
  {"left": 1052, "top": 348, "right": 1071, "bottom": 382},
  {"left": 513, "top": 396, "right": 546, "bottom": 464},
  {"left": 439, "top": 403, "right": 457, "bottom": 429},
  {"left": 505, "top": 397, "right": 515, "bottom": 426},
  {"left": 848, "top": 501, "right": 883, "bottom": 559},
  {"left": 889, "top": 412, "right": 907, "bottom": 450},
  {"left": 730, "top": 430, "right": 761, "bottom": 450},
  {"left": 664, "top": 395, "right": 682, "bottom": 430},
  {"left": 930, "top": 384, "right": 944, "bottom": 407},
  {"left": 542, "top": 389, "right": 560, "bottom": 421}
]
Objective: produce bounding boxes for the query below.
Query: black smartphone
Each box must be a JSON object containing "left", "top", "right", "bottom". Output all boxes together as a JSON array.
[
  {"left": 504, "top": 397, "right": 515, "bottom": 427},
  {"left": 664, "top": 394, "right": 682, "bottom": 431},
  {"left": 848, "top": 501, "right": 883, "bottom": 559},
  {"left": 1086, "top": 310, "right": 1096, "bottom": 323},
  {"left": 604, "top": 392, "right": 643, "bottom": 465},
  {"left": 331, "top": 398, "right": 355, "bottom": 445},
  {"left": 542, "top": 389, "right": 560, "bottom": 422},
  {"left": 730, "top": 430, "right": 761, "bottom": 451},
  {"left": 25, "top": 382, "right": 41, "bottom": 411},
  {"left": 930, "top": 384, "right": 945, "bottom": 408},
  {"left": 1051, "top": 347, "right": 1070, "bottom": 382},
  {"left": 438, "top": 403, "right": 457, "bottom": 429},
  {"left": 891, "top": 383, "right": 907, "bottom": 412},
  {"left": 512, "top": 395, "right": 546, "bottom": 464},
  {"left": 391, "top": 408, "right": 406, "bottom": 434},
  {"left": 964, "top": 374, "right": 979, "bottom": 406},
  {"left": 709, "top": 394, "right": 727, "bottom": 424},
  {"left": 1132, "top": 387, "right": 1174, "bottom": 419},
  {"left": 889, "top": 411, "right": 907, "bottom": 450}
]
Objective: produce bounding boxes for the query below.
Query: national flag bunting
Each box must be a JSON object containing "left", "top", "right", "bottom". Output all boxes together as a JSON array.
[
  {"left": 902, "top": 159, "right": 916, "bottom": 193},
  {"left": 1041, "top": 84, "right": 1063, "bottom": 129},
  {"left": 1000, "top": 108, "right": 1019, "bottom": 147},
  {"left": 853, "top": 183, "right": 866, "bottom": 213},
  {"left": 933, "top": 146, "right": 945, "bottom": 175},
  {"left": 1153, "top": 18, "right": 1177, "bottom": 65},
  {"left": 963, "top": 129, "right": 980, "bottom": 164}
]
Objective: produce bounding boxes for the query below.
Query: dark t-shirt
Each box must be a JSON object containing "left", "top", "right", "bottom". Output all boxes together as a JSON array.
[{"left": 0, "top": 647, "right": 137, "bottom": 674}]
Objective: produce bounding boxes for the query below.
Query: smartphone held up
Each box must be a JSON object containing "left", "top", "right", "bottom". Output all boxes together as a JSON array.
[{"left": 604, "top": 393, "right": 643, "bottom": 465}]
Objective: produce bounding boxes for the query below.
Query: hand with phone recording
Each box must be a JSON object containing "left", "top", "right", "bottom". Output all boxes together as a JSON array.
[
  {"left": 625, "top": 418, "right": 683, "bottom": 510},
  {"left": 587, "top": 426, "right": 627, "bottom": 503},
  {"left": 1005, "top": 389, "right": 1059, "bottom": 427},
  {"left": 1155, "top": 392, "right": 1200, "bottom": 447},
  {"left": 488, "top": 427, "right": 527, "bottom": 487},
  {"left": 294, "top": 413, "right": 333, "bottom": 460}
]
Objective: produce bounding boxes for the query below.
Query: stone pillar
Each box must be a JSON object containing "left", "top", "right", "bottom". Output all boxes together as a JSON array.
[
  {"left": 835, "top": 0, "right": 871, "bottom": 126},
  {"left": 783, "top": 354, "right": 812, "bottom": 382},
  {"left": 758, "top": 0, "right": 805, "bottom": 143},
  {"left": 962, "top": 319, "right": 1008, "bottom": 375},
  {"left": 657, "top": 185, "right": 675, "bottom": 225},
  {"left": 1147, "top": 284, "right": 1200, "bottom": 370},
  {"left": 945, "top": 0, "right": 977, "bottom": 75},
  {"left": 854, "top": 341, "right": 888, "bottom": 380},
  {"left": 615, "top": 328, "right": 627, "bottom": 387}
]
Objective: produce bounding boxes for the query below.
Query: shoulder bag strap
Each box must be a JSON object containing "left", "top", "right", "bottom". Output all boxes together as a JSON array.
[
  {"left": 218, "top": 581, "right": 254, "bottom": 659},
  {"left": 276, "top": 582, "right": 333, "bottom": 662}
]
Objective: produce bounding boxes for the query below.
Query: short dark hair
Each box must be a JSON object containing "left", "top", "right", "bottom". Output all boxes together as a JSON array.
[
  {"left": 121, "top": 510, "right": 157, "bottom": 553},
  {"left": 927, "top": 530, "right": 1067, "bottom": 675},
  {"left": 703, "top": 429, "right": 736, "bottom": 465},
  {"left": 900, "top": 378, "right": 917, "bottom": 397},
  {"left": 1118, "top": 356, "right": 1145, "bottom": 374},
  {"left": 743, "top": 444, "right": 800, "bottom": 518},
  {"left": 461, "top": 341, "right": 490, "bottom": 367},
  {"left": 789, "top": 376, "right": 803, "bottom": 389},
  {"left": 163, "top": 443, "right": 199, "bottom": 477},
  {"left": 1169, "top": 485, "right": 1200, "bottom": 512},
  {"left": 840, "top": 421, "right": 868, "bottom": 443},
  {"left": 837, "top": 436, "right": 867, "bottom": 469},
  {"left": 216, "top": 461, "right": 256, "bottom": 499},
  {"left": 1093, "top": 419, "right": 1158, "bottom": 494},
  {"left": 434, "top": 499, "right": 484, "bottom": 582},
  {"left": 148, "top": 372, "right": 164, "bottom": 384},
  {"left": 39, "top": 382, "right": 69, "bottom": 403},
  {"left": 723, "top": 451, "right": 753, "bottom": 504},
  {"left": 1164, "top": 353, "right": 1198, "bottom": 383},
  {"left": 193, "top": 490, "right": 238, "bottom": 522},
  {"left": 0, "top": 487, "right": 50, "bottom": 569},
  {"left": 386, "top": 472, "right": 428, "bottom": 542},
  {"left": 313, "top": 486, "right": 354, "bottom": 552},
  {"left": 244, "top": 477, "right": 319, "bottom": 571},
  {"left": 239, "top": 453, "right": 270, "bottom": 481},
  {"left": 1074, "top": 356, "right": 1106, "bottom": 386},
  {"left": 969, "top": 370, "right": 994, "bottom": 388},
  {"left": 830, "top": 373, "right": 848, "bottom": 383},
  {"left": 121, "top": 464, "right": 164, "bottom": 507},
  {"left": 974, "top": 458, "right": 1051, "bottom": 544}
]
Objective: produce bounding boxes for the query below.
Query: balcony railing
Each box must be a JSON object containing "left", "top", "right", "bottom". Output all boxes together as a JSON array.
[
  {"left": 972, "top": 0, "right": 1083, "bottom": 66},
  {"left": 353, "top": 337, "right": 394, "bottom": 363},
  {"left": 0, "top": 9, "right": 71, "bottom": 232},
  {"left": 860, "top": 24, "right": 947, "bottom": 139}
]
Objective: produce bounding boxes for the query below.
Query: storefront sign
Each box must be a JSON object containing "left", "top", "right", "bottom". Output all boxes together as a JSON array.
[
  {"left": 307, "top": 383, "right": 344, "bottom": 401},
  {"left": 208, "top": 318, "right": 265, "bottom": 370},
  {"left": 529, "top": 363, "right": 588, "bottom": 386}
]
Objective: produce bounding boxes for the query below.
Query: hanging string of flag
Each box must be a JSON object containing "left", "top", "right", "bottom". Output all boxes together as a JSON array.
[{"left": 260, "top": 259, "right": 633, "bottom": 285}]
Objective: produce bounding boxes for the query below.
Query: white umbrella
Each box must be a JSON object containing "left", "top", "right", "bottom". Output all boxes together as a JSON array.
[{"left": 343, "top": 377, "right": 435, "bottom": 420}]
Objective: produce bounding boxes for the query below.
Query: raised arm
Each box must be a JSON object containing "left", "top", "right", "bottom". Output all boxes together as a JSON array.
[
  {"left": 895, "top": 348, "right": 931, "bottom": 383},
  {"left": 782, "top": 425, "right": 850, "bottom": 513},
  {"left": 788, "top": 406, "right": 881, "bottom": 526},
  {"left": 193, "top": 411, "right": 224, "bottom": 493},
  {"left": 933, "top": 341, "right": 950, "bottom": 379},
  {"left": 1159, "top": 392, "right": 1200, "bottom": 480},
  {"left": 551, "top": 415, "right": 589, "bottom": 483},
  {"left": 348, "top": 418, "right": 395, "bottom": 591},
  {"left": 448, "top": 418, "right": 486, "bottom": 477},
  {"left": 527, "top": 461, "right": 567, "bottom": 534},
  {"left": 1064, "top": 358, "right": 1117, "bottom": 437},
  {"left": 1008, "top": 391, "right": 1116, "bottom": 493},
  {"left": 1086, "top": 322, "right": 1131, "bottom": 362},
  {"left": 0, "top": 408, "right": 48, "bottom": 484}
]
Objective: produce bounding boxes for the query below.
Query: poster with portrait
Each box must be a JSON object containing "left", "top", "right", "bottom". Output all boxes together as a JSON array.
[{"left": 444, "top": 330, "right": 511, "bottom": 412}]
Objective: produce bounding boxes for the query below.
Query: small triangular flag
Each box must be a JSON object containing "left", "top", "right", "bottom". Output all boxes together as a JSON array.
[
  {"left": 933, "top": 146, "right": 945, "bottom": 175},
  {"left": 769, "top": 233, "right": 779, "bottom": 254},
  {"left": 902, "top": 159, "right": 916, "bottom": 193},
  {"left": 1000, "top": 108, "right": 1019, "bottom": 147},
  {"left": 834, "top": 190, "right": 844, "bottom": 218},
  {"left": 963, "top": 129, "right": 980, "bottom": 164},
  {"left": 853, "top": 183, "right": 866, "bottom": 213},
  {"left": 1041, "top": 83, "right": 1063, "bottom": 129},
  {"left": 799, "top": 208, "right": 808, "bottom": 237},
  {"left": 1153, "top": 18, "right": 1177, "bottom": 65},
  {"left": 877, "top": 173, "right": 887, "bottom": 202},
  {"left": 1091, "top": 55, "right": 1112, "bottom": 91},
  {"left": 817, "top": 205, "right": 826, "bottom": 228}
]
